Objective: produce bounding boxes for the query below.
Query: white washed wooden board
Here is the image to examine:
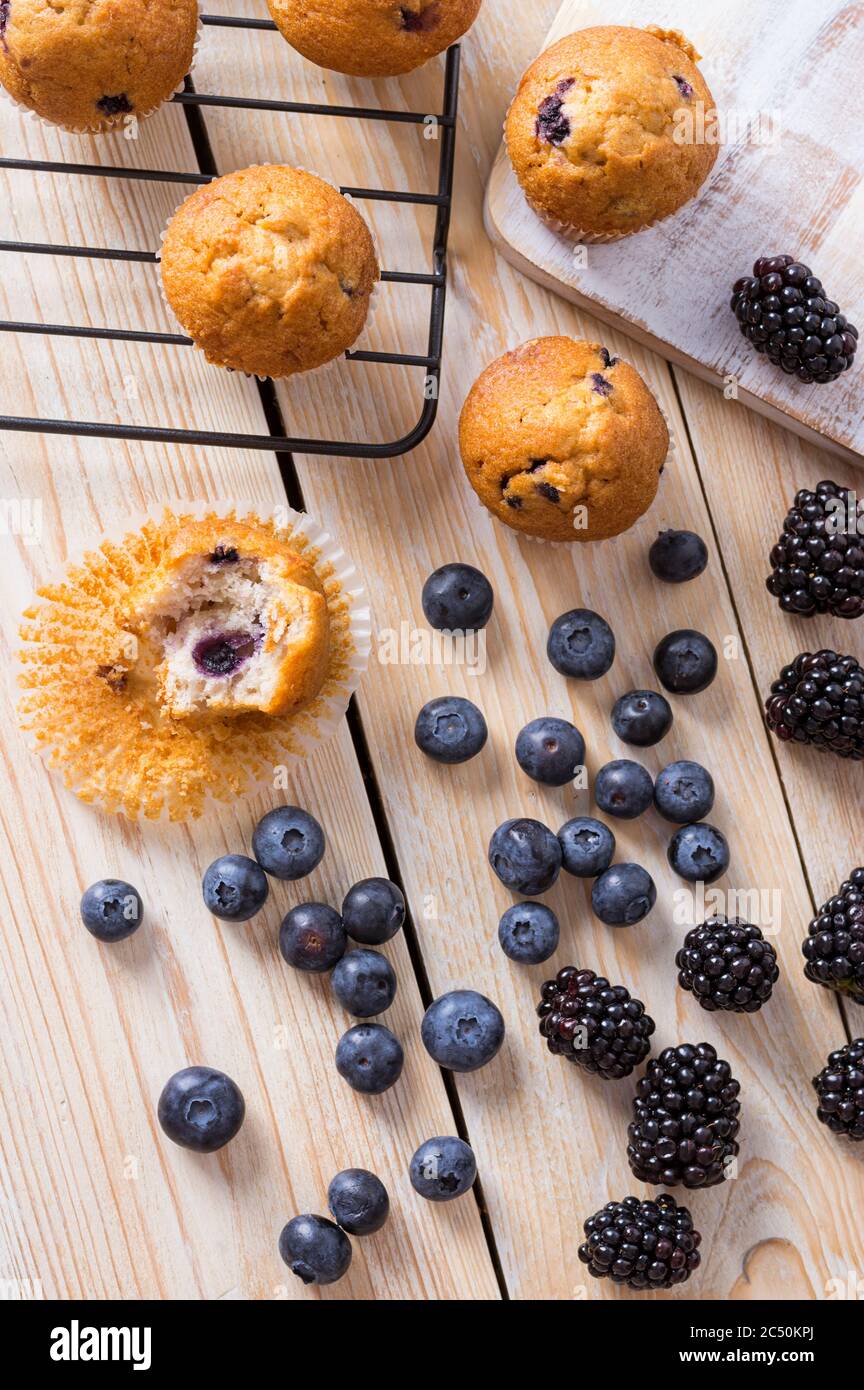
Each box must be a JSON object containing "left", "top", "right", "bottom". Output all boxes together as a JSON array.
[{"left": 484, "top": 0, "right": 864, "bottom": 462}]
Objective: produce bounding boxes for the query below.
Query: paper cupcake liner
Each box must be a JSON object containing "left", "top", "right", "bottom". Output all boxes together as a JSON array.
[
  {"left": 501, "top": 401, "right": 677, "bottom": 550},
  {"left": 0, "top": 4, "right": 203, "bottom": 136},
  {"left": 17, "top": 501, "right": 371, "bottom": 823},
  {"left": 156, "top": 165, "right": 383, "bottom": 385}
]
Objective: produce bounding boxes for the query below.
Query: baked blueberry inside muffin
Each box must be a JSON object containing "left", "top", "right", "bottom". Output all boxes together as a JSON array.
[{"left": 123, "top": 522, "right": 330, "bottom": 719}]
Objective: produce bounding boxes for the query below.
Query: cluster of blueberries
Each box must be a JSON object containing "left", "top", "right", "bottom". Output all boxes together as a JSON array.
[
  {"left": 74, "top": 528, "right": 724, "bottom": 1287},
  {"left": 80, "top": 803, "right": 507, "bottom": 1286},
  {"left": 412, "top": 533, "right": 729, "bottom": 963}
]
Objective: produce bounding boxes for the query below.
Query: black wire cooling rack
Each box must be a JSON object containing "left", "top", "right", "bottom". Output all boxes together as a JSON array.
[{"left": 0, "top": 16, "right": 459, "bottom": 458}]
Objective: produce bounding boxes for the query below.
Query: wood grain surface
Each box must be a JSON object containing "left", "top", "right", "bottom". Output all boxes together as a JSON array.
[
  {"left": 1, "top": 0, "right": 863, "bottom": 1301},
  {"left": 484, "top": 0, "right": 864, "bottom": 462}
]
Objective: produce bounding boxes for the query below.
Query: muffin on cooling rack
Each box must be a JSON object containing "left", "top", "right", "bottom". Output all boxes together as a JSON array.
[
  {"left": 458, "top": 336, "right": 669, "bottom": 543},
  {"left": 160, "top": 165, "right": 379, "bottom": 379},
  {"left": 266, "top": 0, "right": 481, "bottom": 76},
  {"left": 0, "top": 0, "right": 199, "bottom": 133},
  {"left": 505, "top": 25, "right": 717, "bottom": 240},
  {"left": 18, "top": 509, "right": 368, "bottom": 821}
]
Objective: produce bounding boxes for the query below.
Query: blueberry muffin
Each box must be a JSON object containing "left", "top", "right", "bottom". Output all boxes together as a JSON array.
[
  {"left": 0, "top": 0, "right": 199, "bottom": 133},
  {"left": 161, "top": 165, "right": 379, "bottom": 379},
  {"left": 505, "top": 26, "right": 717, "bottom": 239},
  {"left": 458, "top": 337, "right": 668, "bottom": 543},
  {"left": 266, "top": 0, "right": 481, "bottom": 77},
  {"left": 18, "top": 509, "right": 365, "bottom": 820},
  {"left": 123, "top": 520, "right": 330, "bottom": 719}
]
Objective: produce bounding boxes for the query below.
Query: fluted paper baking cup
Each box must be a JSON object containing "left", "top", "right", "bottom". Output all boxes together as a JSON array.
[
  {"left": 156, "top": 165, "right": 383, "bottom": 385},
  {"left": 17, "top": 501, "right": 371, "bottom": 822},
  {"left": 0, "top": 3, "right": 202, "bottom": 136}
]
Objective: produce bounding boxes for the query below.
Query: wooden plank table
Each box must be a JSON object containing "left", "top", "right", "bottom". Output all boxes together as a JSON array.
[{"left": 1, "top": 0, "right": 862, "bottom": 1301}]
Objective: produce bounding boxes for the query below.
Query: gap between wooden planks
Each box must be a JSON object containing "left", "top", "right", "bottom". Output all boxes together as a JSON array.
[{"left": 192, "top": 0, "right": 864, "bottom": 1300}]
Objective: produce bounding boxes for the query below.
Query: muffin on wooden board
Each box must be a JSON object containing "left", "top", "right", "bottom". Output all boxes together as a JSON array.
[
  {"left": 0, "top": 0, "right": 199, "bottom": 132},
  {"left": 160, "top": 165, "right": 380, "bottom": 379},
  {"left": 458, "top": 337, "right": 669, "bottom": 543},
  {"left": 505, "top": 25, "right": 717, "bottom": 240},
  {"left": 266, "top": 0, "right": 482, "bottom": 77}
]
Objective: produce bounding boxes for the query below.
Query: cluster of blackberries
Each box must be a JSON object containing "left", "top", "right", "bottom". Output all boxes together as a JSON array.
[
  {"left": 731, "top": 255, "right": 858, "bottom": 384},
  {"left": 579, "top": 1194, "right": 702, "bottom": 1291},
  {"left": 676, "top": 916, "right": 780, "bottom": 1013},
  {"left": 767, "top": 481, "right": 864, "bottom": 620},
  {"left": 628, "top": 1043, "right": 741, "bottom": 1189},
  {"left": 537, "top": 967, "right": 655, "bottom": 1080}
]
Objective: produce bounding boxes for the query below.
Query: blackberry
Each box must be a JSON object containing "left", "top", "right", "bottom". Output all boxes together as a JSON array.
[
  {"left": 676, "top": 916, "right": 779, "bottom": 1013},
  {"left": 578, "top": 1194, "right": 702, "bottom": 1290},
  {"left": 730, "top": 254, "right": 858, "bottom": 384},
  {"left": 812, "top": 1039, "right": 864, "bottom": 1141},
  {"left": 802, "top": 868, "right": 864, "bottom": 1003},
  {"left": 766, "top": 480, "right": 864, "bottom": 618},
  {"left": 537, "top": 966, "right": 655, "bottom": 1080},
  {"left": 627, "top": 1042, "right": 741, "bottom": 1188},
  {"left": 765, "top": 649, "right": 864, "bottom": 759}
]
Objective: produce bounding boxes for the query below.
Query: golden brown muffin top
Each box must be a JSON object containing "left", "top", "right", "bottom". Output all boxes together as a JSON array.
[
  {"left": 459, "top": 336, "right": 669, "bottom": 542},
  {"left": 0, "top": 0, "right": 199, "bottom": 131},
  {"left": 505, "top": 25, "right": 718, "bottom": 236},
  {"left": 267, "top": 0, "right": 482, "bottom": 77},
  {"left": 160, "top": 165, "right": 380, "bottom": 379}
]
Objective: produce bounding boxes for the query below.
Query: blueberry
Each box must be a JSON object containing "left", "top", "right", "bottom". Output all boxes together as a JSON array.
[
  {"left": 278, "top": 1214, "right": 352, "bottom": 1285},
  {"left": 157, "top": 1066, "right": 245, "bottom": 1153},
  {"left": 327, "top": 1168, "right": 390, "bottom": 1236},
  {"left": 653, "top": 629, "right": 718, "bottom": 694},
  {"left": 192, "top": 630, "right": 258, "bottom": 677},
  {"left": 654, "top": 760, "right": 715, "bottom": 823},
  {"left": 536, "top": 91, "right": 570, "bottom": 145},
  {"left": 668, "top": 822, "right": 730, "bottom": 884},
  {"left": 591, "top": 863, "right": 656, "bottom": 926},
  {"left": 421, "top": 562, "right": 494, "bottom": 631},
  {"left": 335, "top": 1024, "right": 404, "bottom": 1094},
  {"left": 252, "top": 805, "right": 324, "bottom": 880},
  {"left": 649, "top": 530, "right": 708, "bottom": 582},
  {"left": 341, "top": 878, "right": 405, "bottom": 944},
  {"left": 331, "top": 949, "right": 397, "bottom": 1017},
  {"left": 409, "top": 1136, "right": 476, "bottom": 1202},
  {"left": 488, "top": 818, "right": 562, "bottom": 895},
  {"left": 97, "top": 93, "right": 133, "bottom": 116},
  {"left": 202, "top": 854, "right": 269, "bottom": 922},
  {"left": 557, "top": 817, "right": 615, "bottom": 876},
  {"left": 400, "top": 3, "right": 438, "bottom": 32},
  {"left": 498, "top": 901, "right": 559, "bottom": 964},
  {"left": 280, "top": 903, "right": 346, "bottom": 972},
  {"left": 414, "top": 696, "right": 487, "bottom": 763},
  {"left": 547, "top": 608, "right": 615, "bottom": 679},
  {"left": 611, "top": 689, "right": 673, "bottom": 746},
  {"left": 210, "top": 545, "right": 239, "bottom": 565},
  {"left": 594, "top": 760, "right": 654, "bottom": 820},
  {"left": 514, "top": 716, "right": 586, "bottom": 786},
  {"left": 80, "top": 878, "right": 142, "bottom": 942},
  {"left": 421, "top": 989, "right": 505, "bottom": 1072}
]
